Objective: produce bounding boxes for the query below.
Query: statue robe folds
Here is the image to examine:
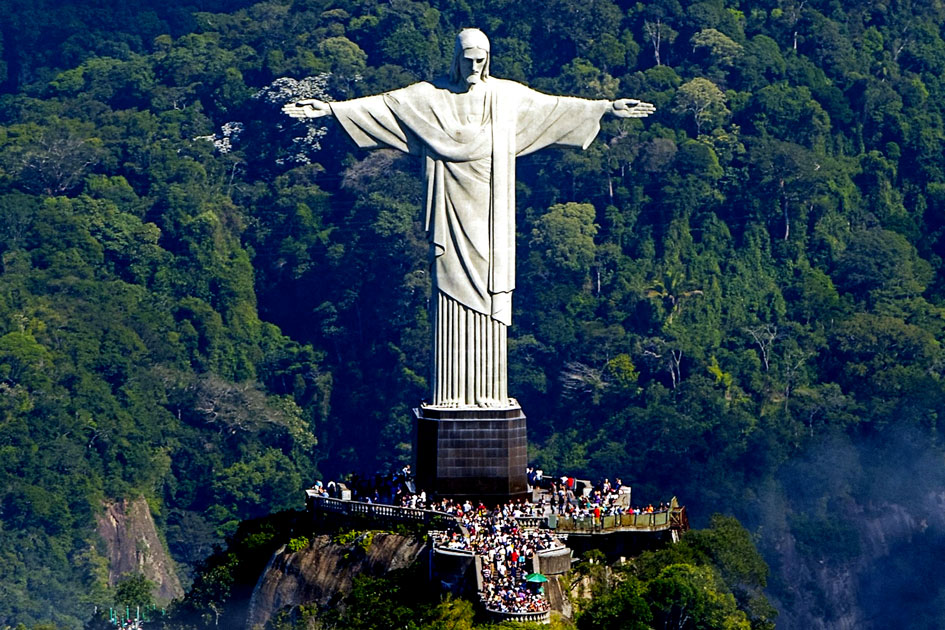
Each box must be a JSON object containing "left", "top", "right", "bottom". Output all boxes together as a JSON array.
[{"left": 331, "top": 79, "right": 611, "bottom": 407}]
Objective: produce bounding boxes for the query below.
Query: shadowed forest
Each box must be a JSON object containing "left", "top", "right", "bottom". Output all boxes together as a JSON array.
[{"left": 3, "top": 0, "right": 945, "bottom": 628}]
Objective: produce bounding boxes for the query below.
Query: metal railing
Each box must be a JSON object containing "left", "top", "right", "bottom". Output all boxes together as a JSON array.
[
  {"left": 548, "top": 504, "right": 687, "bottom": 534},
  {"left": 310, "top": 490, "right": 687, "bottom": 534},
  {"left": 307, "top": 492, "right": 456, "bottom": 529}
]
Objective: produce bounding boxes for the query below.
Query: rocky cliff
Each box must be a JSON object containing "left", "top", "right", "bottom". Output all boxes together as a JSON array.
[
  {"left": 246, "top": 532, "right": 426, "bottom": 630},
  {"left": 95, "top": 496, "right": 184, "bottom": 602},
  {"left": 764, "top": 491, "right": 945, "bottom": 629}
]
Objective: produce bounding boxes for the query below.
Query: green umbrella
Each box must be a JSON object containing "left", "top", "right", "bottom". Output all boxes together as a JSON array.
[{"left": 525, "top": 573, "right": 549, "bottom": 583}]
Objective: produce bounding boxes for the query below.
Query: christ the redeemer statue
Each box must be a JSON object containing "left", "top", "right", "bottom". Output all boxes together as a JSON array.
[{"left": 284, "top": 28, "right": 654, "bottom": 409}]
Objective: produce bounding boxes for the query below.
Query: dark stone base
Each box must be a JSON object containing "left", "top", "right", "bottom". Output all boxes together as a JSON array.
[{"left": 414, "top": 405, "right": 528, "bottom": 504}]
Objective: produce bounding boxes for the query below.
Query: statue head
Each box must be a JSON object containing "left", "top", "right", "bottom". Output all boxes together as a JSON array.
[{"left": 450, "top": 28, "right": 490, "bottom": 86}]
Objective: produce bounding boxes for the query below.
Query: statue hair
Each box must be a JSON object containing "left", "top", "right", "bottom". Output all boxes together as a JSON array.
[{"left": 449, "top": 28, "right": 491, "bottom": 85}]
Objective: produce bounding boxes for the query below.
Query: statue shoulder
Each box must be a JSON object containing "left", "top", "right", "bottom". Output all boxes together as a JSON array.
[
  {"left": 385, "top": 81, "right": 434, "bottom": 95},
  {"left": 487, "top": 77, "right": 525, "bottom": 88},
  {"left": 486, "top": 78, "right": 547, "bottom": 104},
  {"left": 486, "top": 77, "right": 530, "bottom": 94},
  {"left": 384, "top": 81, "right": 438, "bottom": 105}
]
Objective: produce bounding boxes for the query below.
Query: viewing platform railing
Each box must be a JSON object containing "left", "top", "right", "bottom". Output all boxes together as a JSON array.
[
  {"left": 484, "top": 608, "right": 552, "bottom": 625},
  {"left": 306, "top": 490, "right": 688, "bottom": 534},
  {"left": 549, "top": 504, "right": 688, "bottom": 534},
  {"left": 306, "top": 491, "right": 457, "bottom": 529}
]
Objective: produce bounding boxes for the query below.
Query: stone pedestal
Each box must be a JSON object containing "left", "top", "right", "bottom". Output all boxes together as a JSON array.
[{"left": 414, "top": 405, "right": 528, "bottom": 503}]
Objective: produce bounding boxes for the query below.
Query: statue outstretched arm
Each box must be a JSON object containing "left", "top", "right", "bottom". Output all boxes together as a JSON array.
[
  {"left": 282, "top": 98, "right": 333, "bottom": 119},
  {"left": 610, "top": 98, "right": 656, "bottom": 118}
]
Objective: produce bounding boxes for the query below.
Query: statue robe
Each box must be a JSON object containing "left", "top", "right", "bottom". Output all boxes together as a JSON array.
[{"left": 331, "top": 78, "right": 611, "bottom": 407}]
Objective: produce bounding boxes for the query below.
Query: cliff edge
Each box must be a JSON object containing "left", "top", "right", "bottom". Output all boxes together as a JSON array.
[
  {"left": 246, "top": 532, "right": 426, "bottom": 630},
  {"left": 95, "top": 496, "right": 184, "bottom": 602}
]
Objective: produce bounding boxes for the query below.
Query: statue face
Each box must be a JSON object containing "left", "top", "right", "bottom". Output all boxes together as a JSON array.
[{"left": 459, "top": 47, "right": 488, "bottom": 85}]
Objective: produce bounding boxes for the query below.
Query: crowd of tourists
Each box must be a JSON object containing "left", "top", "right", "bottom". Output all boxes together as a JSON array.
[
  {"left": 528, "top": 469, "right": 672, "bottom": 521},
  {"left": 433, "top": 500, "right": 561, "bottom": 614},
  {"left": 310, "top": 472, "right": 558, "bottom": 614},
  {"left": 310, "top": 468, "right": 671, "bottom": 522},
  {"left": 308, "top": 466, "right": 416, "bottom": 503},
  {"left": 309, "top": 467, "right": 674, "bottom": 615}
]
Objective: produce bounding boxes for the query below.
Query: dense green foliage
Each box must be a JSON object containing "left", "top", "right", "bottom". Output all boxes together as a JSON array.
[
  {"left": 4, "top": 0, "right": 945, "bottom": 627},
  {"left": 576, "top": 516, "right": 775, "bottom": 630}
]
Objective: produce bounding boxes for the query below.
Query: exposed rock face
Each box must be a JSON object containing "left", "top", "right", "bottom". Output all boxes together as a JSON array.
[
  {"left": 95, "top": 496, "right": 183, "bottom": 602},
  {"left": 246, "top": 532, "right": 426, "bottom": 630},
  {"left": 766, "top": 492, "right": 945, "bottom": 630},
  {"left": 544, "top": 575, "right": 573, "bottom": 619}
]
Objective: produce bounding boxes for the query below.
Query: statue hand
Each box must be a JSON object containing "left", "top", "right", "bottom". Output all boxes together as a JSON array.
[
  {"left": 611, "top": 98, "right": 656, "bottom": 118},
  {"left": 282, "top": 98, "right": 332, "bottom": 119}
]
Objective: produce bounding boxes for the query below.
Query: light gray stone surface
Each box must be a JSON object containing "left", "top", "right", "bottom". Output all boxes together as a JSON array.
[{"left": 283, "top": 29, "right": 654, "bottom": 408}]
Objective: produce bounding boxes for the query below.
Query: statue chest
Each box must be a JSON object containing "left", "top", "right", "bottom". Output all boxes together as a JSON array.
[{"left": 450, "top": 90, "right": 491, "bottom": 134}]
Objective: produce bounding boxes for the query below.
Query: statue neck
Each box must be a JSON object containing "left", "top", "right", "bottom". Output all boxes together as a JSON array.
[{"left": 450, "top": 76, "right": 488, "bottom": 93}]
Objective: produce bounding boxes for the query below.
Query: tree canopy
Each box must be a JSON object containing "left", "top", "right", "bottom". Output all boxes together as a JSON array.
[{"left": 3, "top": 0, "right": 945, "bottom": 627}]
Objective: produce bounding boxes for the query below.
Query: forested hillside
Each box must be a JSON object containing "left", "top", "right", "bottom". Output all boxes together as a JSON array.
[{"left": 3, "top": 0, "right": 945, "bottom": 628}]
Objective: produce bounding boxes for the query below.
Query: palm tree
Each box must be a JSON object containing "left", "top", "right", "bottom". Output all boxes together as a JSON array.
[{"left": 645, "top": 270, "right": 704, "bottom": 325}]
